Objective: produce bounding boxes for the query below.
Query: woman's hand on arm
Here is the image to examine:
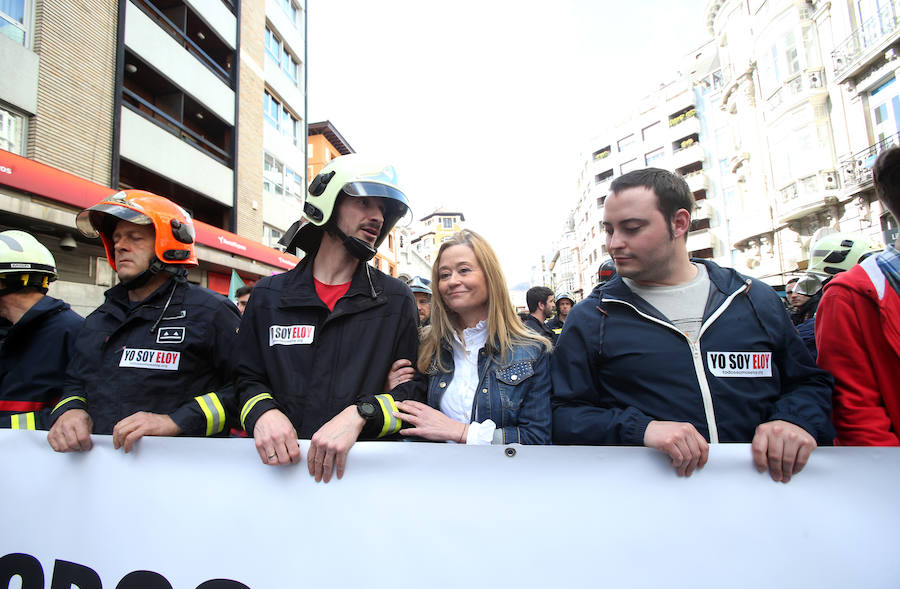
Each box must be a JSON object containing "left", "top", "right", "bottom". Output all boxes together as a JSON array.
[{"left": 395, "top": 400, "right": 468, "bottom": 443}]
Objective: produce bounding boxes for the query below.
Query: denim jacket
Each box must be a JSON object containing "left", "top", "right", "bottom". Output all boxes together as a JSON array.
[{"left": 426, "top": 340, "right": 552, "bottom": 444}]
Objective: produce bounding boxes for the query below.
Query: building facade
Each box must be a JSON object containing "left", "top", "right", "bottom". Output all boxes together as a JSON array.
[
  {"left": 0, "top": 0, "right": 305, "bottom": 313},
  {"left": 571, "top": 77, "right": 722, "bottom": 290}
]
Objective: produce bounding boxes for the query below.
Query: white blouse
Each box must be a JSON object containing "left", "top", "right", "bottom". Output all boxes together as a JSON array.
[{"left": 439, "top": 320, "right": 496, "bottom": 445}]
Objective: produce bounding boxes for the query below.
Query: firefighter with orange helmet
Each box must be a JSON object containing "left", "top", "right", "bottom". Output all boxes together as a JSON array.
[{"left": 48, "top": 190, "right": 240, "bottom": 453}]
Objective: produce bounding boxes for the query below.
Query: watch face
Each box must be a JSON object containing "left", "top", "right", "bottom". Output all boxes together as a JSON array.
[{"left": 359, "top": 402, "right": 376, "bottom": 418}]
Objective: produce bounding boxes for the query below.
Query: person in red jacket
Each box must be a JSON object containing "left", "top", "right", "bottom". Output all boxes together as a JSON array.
[{"left": 816, "top": 146, "right": 900, "bottom": 445}]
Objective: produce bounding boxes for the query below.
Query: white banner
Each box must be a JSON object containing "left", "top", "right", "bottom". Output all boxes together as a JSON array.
[{"left": 1, "top": 430, "right": 899, "bottom": 588}]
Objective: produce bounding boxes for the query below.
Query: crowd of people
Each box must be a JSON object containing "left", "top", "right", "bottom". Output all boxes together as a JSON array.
[{"left": 1, "top": 151, "right": 898, "bottom": 484}]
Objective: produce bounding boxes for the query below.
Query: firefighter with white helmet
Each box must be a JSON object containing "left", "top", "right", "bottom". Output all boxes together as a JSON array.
[
  {"left": 807, "top": 233, "right": 880, "bottom": 277},
  {"left": 47, "top": 190, "right": 240, "bottom": 453},
  {"left": 0, "top": 230, "right": 82, "bottom": 430},
  {"left": 235, "top": 154, "right": 424, "bottom": 482}
]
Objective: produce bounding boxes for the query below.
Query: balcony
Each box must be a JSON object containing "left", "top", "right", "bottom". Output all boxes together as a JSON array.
[
  {"left": 765, "top": 70, "right": 828, "bottom": 115},
  {"left": 673, "top": 141, "right": 703, "bottom": 171},
  {"left": 125, "top": 0, "right": 235, "bottom": 124},
  {"left": 775, "top": 175, "right": 838, "bottom": 223},
  {"left": 832, "top": 0, "right": 900, "bottom": 81},
  {"left": 684, "top": 170, "right": 709, "bottom": 194},
  {"left": 839, "top": 130, "right": 900, "bottom": 192},
  {"left": 669, "top": 112, "right": 701, "bottom": 137},
  {"left": 687, "top": 228, "right": 713, "bottom": 253},
  {"left": 119, "top": 107, "right": 234, "bottom": 206}
]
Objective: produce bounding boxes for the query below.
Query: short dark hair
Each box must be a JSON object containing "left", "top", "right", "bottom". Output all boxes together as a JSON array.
[
  {"left": 873, "top": 146, "right": 900, "bottom": 220},
  {"left": 609, "top": 168, "right": 694, "bottom": 238},
  {"left": 235, "top": 285, "right": 253, "bottom": 298},
  {"left": 526, "top": 286, "right": 553, "bottom": 313}
]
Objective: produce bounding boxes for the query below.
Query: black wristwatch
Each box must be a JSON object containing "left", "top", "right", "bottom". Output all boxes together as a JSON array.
[{"left": 357, "top": 398, "right": 377, "bottom": 420}]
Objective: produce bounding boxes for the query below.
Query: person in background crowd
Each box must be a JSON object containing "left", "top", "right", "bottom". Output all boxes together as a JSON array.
[
  {"left": 408, "top": 276, "right": 432, "bottom": 327},
  {"left": 523, "top": 285, "right": 557, "bottom": 345},
  {"left": 48, "top": 191, "right": 240, "bottom": 452},
  {"left": 235, "top": 285, "right": 253, "bottom": 315},
  {"left": 383, "top": 276, "right": 433, "bottom": 391},
  {"left": 789, "top": 273, "right": 824, "bottom": 360},
  {"left": 783, "top": 277, "right": 799, "bottom": 311},
  {"left": 546, "top": 292, "right": 574, "bottom": 337},
  {"left": 0, "top": 231, "right": 82, "bottom": 430},
  {"left": 552, "top": 168, "right": 834, "bottom": 482},
  {"left": 234, "top": 155, "right": 424, "bottom": 482},
  {"left": 393, "top": 229, "right": 552, "bottom": 445},
  {"left": 817, "top": 146, "right": 900, "bottom": 445}
]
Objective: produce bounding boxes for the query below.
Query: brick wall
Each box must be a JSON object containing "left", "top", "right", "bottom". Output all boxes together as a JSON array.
[
  {"left": 28, "top": 0, "right": 117, "bottom": 185},
  {"left": 235, "top": 0, "right": 265, "bottom": 241}
]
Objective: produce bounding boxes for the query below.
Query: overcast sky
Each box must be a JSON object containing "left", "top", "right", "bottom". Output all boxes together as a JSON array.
[{"left": 307, "top": 0, "right": 711, "bottom": 286}]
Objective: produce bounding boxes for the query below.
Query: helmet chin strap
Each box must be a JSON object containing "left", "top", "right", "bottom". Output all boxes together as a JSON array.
[
  {"left": 121, "top": 258, "right": 187, "bottom": 290},
  {"left": 325, "top": 223, "right": 377, "bottom": 262}
]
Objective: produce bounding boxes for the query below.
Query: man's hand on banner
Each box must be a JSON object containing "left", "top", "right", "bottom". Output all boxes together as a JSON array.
[
  {"left": 253, "top": 409, "right": 301, "bottom": 466},
  {"left": 112, "top": 412, "right": 182, "bottom": 453},
  {"left": 47, "top": 409, "right": 94, "bottom": 452},
  {"left": 752, "top": 420, "right": 817, "bottom": 483},
  {"left": 307, "top": 406, "right": 365, "bottom": 483},
  {"left": 643, "top": 420, "right": 709, "bottom": 477}
]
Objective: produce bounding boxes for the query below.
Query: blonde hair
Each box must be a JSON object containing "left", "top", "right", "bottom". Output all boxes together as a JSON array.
[{"left": 417, "top": 229, "right": 551, "bottom": 373}]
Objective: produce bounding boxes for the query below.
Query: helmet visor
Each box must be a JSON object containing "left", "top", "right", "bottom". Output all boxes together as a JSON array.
[
  {"left": 76, "top": 204, "right": 152, "bottom": 238},
  {"left": 793, "top": 275, "right": 823, "bottom": 296}
]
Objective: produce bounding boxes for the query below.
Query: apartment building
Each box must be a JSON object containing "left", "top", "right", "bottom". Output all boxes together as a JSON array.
[
  {"left": 0, "top": 0, "right": 305, "bottom": 314},
  {"left": 571, "top": 77, "right": 722, "bottom": 290},
  {"left": 410, "top": 209, "right": 466, "bottom": 267},
  {"left": 705, "top": 0, "right": 897, "bottom": 279},
  {"left": 826, "top": 0, "right": 900, "bottom": 247}
]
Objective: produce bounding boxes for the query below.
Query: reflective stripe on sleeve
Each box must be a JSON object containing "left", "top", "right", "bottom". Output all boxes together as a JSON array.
[
  {"left": 52, "top": 396, "right": 87, "bottom": 413},
  {"left": 374, "top": 394, "right": 400, "bottom": 438},
  {"left": 10, "top": 412, "right": 36, "bottom": 430},
  {"left": 195, "top": 393, "right": 226, "bottom": 436},
  {"left": 240, "top": 393, "right": 274, "bottom": 431}
]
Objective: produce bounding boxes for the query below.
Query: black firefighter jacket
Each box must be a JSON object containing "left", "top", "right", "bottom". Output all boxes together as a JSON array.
[
  {"left": 234, "top": 256, "right": 425, "bottom": 439},
  {"left": 0, "top": 295, "right": 83, "bottom": 430},
  {"left": 50, "top": 277, "right": 241, "bottom": 436}
]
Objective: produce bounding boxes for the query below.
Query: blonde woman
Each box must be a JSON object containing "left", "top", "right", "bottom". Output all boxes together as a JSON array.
[{"left": 393, "top": 230, "right": 552, "bottom": 444}]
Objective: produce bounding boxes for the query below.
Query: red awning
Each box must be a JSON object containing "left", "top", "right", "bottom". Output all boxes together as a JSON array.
[{"left": 0, "top": 149, "right": 299, "bottom": 271}]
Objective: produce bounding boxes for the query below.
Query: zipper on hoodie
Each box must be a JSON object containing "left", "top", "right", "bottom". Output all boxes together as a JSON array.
[{"left": 602, "top": 278, "right": 750, "bottom": 444}]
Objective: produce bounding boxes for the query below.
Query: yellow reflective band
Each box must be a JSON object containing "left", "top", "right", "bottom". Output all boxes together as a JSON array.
[
  {"left": 375, "top": 394, "right": 400, "bottom": 438},
  {"left": 209, "top": 393, "right": 226, "bottom": 434},
  {"left": 240, "top": 393, "right": 273, "bottom": 431},
  {"left": 195, "top": 393, "right": 225, "bottom": 436},
  {"left": 53, "top": 396, "right": 87, "bottom": 412},
  {"left": 10, "top": 413, "right": 36, "bottom": 430}
]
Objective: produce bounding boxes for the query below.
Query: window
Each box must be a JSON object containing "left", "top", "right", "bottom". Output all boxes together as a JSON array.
[
  {"left": 265, "top": 225, "right": 283, "bottom": 249},
  {"left": 642, "top": 122, "right": 661, "bottom": 143},
  {"left": 0, "top": 105, "right": 25, "bottom": 154},
  {"left": 264, "top": 27, "right": 301, "bottom": 89},
  {"left": 620, "top": 158, "right": 640, "bottom": 174},
  {"left": 645, "top": 147, "right": 665, "bottom": 166},
  {"left": 617, "top": 134, "right": 635, "bottom": 153},
  {"left": 263, "top": 153, "right": 285, "bottom": 196},
  {"left": 280, "top": 0, "right": 300, "bottom": 28},
  {"left": 284, "top": 167, "right": 303, "bottom": 196},
  {"left": 264, "top": 92, "right": 280, "bottom": 128},
  {"left": 442, "top": 217, "right": 454, "bottom": 229},
  {"left": 0, "top": 0, "right": 27, "bottom": 45},
  {"left": 264, "top": 91, "right": 301, "bottom": 147},
  {"left": 264, "top": 29, "right": 280, "bottom": 63}
]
